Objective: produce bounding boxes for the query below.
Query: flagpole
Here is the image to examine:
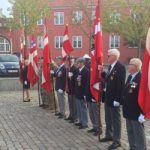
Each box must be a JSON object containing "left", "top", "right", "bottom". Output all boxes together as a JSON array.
[
  {"left": 44, "top": 18, "right": 57, "bottom": 113},
  {"left": 97, "top": 0, "right": 103, "bottom": 141}
]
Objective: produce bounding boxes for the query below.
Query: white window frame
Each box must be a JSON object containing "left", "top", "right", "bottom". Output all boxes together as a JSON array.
[
  {"left": 37, "top": 18, "right": 44, "bottom": 26},
  {"left": 0, "top": 37, "right": 10, "bottom": 52},
  {"left": 72, "top": 11, "right": 82, "bottom": 24},
  {"left": 55, "top": 36, "right": 63, "bottom": 49},
  {"left": 110, "top": 12, "right": 120, "bottom": 24},
  {"left": 109, "top": 34, "right": 120, "bottom": 49},
  {"left": 54, "top": 12, "right": 64, "bottom": 25},
  {"left": 21, "top": 15, "right": 29, "bottom": 26},
  {"left": 72, "top": 36, "right": 82, "bottom": 49},
  {"left": 37, "top": 36, "right": 44, "bottom": 49}
]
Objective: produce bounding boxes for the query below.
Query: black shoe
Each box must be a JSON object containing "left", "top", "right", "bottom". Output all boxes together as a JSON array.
[
  {"left": 108, "top": 142, "right": 121, "bottom": 150},
  {"left": 69, "top": 120, "right": 74, "bottom": 123},
  {"left": 58, "top": 114, "right": 63, "bottom": 119},
  {"left": 74, "top": 122, "right": 81, "bottom": 126},
  {"left": 64, "top": 117, "right": 72, "bottom": 121},
  {"left": 79, "top": 125, "right": 88, "bottom": 129},
  {"left": 87, "top": 128, "right": 97, "bottom": 133},
  {"left": 43, "top": 105, "right": 49, "bottom": 109},
  {"left": 100, "top": 137, "right": 113, "bottom": 142},
  {"left": 39, "top": 104, "right": 45, "bottom": 107},
  {"left": 55, "top": 112, "right": 61, "bottom": 116},
  {"left": 93, "top": 131, "right": 99, "bottom": 136}
]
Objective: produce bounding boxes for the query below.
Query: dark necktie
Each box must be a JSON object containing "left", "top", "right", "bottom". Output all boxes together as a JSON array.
[
  {"left": 127, "top": 75, "right": 132, "bottom": 84},
  {"left": 107, "top": 65, "right": 112, "bottom": 76}
]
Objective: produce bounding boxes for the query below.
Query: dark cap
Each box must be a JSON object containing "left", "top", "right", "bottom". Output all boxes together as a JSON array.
[{"left": 76, "top": 57, "right": 85, "bottom": 63}]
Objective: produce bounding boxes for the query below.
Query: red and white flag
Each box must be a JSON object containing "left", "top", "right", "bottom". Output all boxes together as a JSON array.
[
  {"left": 90, "top": 0, "right": 103, "bottom": 102},
  {"left": 27, "top": 36, "right": 39, "bottom": 87},
  {"left": 41, "top": 22, "right": 52, "bottom": 92},
  {"left": 62, "top": 25, "right": 73, "bottom": 58},
  {"left": 138, "top": 25, "right": 150, "bottom": 118}
]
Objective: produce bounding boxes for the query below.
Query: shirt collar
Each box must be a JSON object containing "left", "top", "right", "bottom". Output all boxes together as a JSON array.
[
  {"left": 131, "top": 72, "right": 139, "bottom": 80},
  {"left": 79, "top": 65, "right": 85, "bottom": 72},
  {"left": 110, "top": 61, "right": 117, "bottom": 70}
]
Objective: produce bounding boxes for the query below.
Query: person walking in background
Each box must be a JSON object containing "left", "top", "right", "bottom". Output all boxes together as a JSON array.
[
  {"left": 22, "top": 59, "right": 30, "bottom": 102},
  {"left": 100, "top": 49, "right": 126, "bottom": 150},
  {"left": 122, "top": 58, "right": 147, "bottom": 150}
]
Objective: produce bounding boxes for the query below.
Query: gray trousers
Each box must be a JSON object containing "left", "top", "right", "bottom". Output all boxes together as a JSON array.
[
  {"left": 104, "top": 104, "right": 121, "bottom": 143},
  {"left": 68, "top": 94, "right": 77, "bottom": 120},
  {"left": 126, "top": 119, "right": 147, "bottom": 150},
  {"left": 57, "top": 92, "right": 66, "bottom": 116},
  {"left": 76, "top": 98, "right": 88, "bottom": 127},
  {"left": 88, "top": 102, "right": 98, "bottom": 130}
]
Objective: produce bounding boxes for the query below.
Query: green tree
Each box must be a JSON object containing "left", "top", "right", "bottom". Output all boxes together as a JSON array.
[
  {"left": 8, "top": 0, "right": 50, "bottom": 51},
  {"left": 102, "top": 0, "right": 150, "bottom": 58}
]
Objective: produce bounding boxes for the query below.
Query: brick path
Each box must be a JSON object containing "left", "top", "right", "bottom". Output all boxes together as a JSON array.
[{"left": 0, "top": 90, "right": 149, "bottom": 150}]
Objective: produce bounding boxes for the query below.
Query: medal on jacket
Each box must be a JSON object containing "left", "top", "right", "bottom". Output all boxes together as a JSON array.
[
  {"left": 110, "top": 76, "right": 114, "bottom": 80},
  {"left": 77, "top": 75, "right": 81, "bottom": 86},
  {"left": 58, "top": 71, "right": 62, "bottom": 77},
  {"left": 129, "top": 88, "right": 133, "bottom": 93}
]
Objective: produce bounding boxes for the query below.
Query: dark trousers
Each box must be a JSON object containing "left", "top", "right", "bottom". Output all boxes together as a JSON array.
[
  {"left": 68, "top": 94, "right": 77, "bottom": 121},
  {"left": 104, "top": 104, "right": 121, "bottom": 143},
  {"left": 126, "top": 119, "right": 147, "bottom": 150}
]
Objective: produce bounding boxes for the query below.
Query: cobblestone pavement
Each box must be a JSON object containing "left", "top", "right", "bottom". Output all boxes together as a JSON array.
[{"left": 0, "top": 90, "right": 149, "bottom": 150}]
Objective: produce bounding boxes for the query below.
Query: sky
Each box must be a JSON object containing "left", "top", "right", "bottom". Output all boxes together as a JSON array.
[{"left": 0, "top": 0, "right": 12, "bottom": 17}]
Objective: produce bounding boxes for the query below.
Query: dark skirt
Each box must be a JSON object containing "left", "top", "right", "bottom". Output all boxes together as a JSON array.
[
  {"left": 23, "top": 79, "right": 30, "bottom": 89},
  {"left": 22, "top": 66, "right": 30, "bottom": 89}
]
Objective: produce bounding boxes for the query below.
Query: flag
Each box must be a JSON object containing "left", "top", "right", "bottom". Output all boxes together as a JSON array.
[
  {"left": 27, "top": 36, "right": 39, "bottom": 87},
  {"left": 41, "top": 21, "right": 51, "bottom": 92},
  {"left": 90, "top": 0, "right": 103, "bottom": 102},
  {"left": 62, "top": 24, "right": 73, "bottom": 58},
  {"left": 138, "top": 25, "right": 150, "bottom": 119}
]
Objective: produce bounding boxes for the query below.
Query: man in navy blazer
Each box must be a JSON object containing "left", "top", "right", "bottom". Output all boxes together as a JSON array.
[
  {"left": 122, "top": 58, "right": 147, "bottom": 150},
  {"left": 100, "top": 49, "right": 126, "bottom": 150}
]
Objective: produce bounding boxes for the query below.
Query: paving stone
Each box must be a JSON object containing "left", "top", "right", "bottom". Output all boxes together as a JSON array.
[{"left": 0, "top": 91, "right": 149, "bottom": 150}]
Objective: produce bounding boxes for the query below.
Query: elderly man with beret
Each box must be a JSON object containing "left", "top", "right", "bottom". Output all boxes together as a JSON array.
[
  {"left": 74, "top": 57, "right": 89, "bottom": 129},
  {"left": 122, "top": 58, "right": 147, "bottom": 150},
  {"left": 100, "top": 49, "right": 126, "bottom": 150}
]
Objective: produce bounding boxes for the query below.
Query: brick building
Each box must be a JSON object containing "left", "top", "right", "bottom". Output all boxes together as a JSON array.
[{"left": 0, "top": 0, "right": 138, "bottom": 64}]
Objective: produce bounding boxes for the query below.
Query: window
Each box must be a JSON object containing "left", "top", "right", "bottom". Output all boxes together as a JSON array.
[
  {"left": 55, "top": 36, "right": 63, "bottom": 49},
  {"left": 109, "top": 34, "right": 120, "bottom": 48},
  {"left": 128, "top": 41, "right": 138, "bottom": 48},
  {"left": 37, "top": 18, "right": 44, "bottom": 25},
  {"left": 21, "top": 15, "right": 29, "bottom": 26},
  {"left": 110, "top": 12, "right": 120, "bottom": 24},
  {"left": 0, "top": 37, "right": 10, "bottom": 52},
  {"left": 54, "top": 12, "right": 64, "bottom": 25},
  {"left": 72, "top": 36, "right": 82, "bottom": 49},
  {"left": 72, "top": 11, "right": 82, "bottom": 24},
  {"left": 37, "top": 36, "right": 44, "bottom": 49},
  {"left": 91, "top": 10, "right": 95, "bottom": 20}
]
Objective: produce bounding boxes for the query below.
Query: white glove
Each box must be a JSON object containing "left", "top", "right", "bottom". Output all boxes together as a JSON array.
[
  {"left": 58, "top": 89, "right": 63, "bottom": 94},
  {"left": 68, "top": 72, "right": 73, "bottom": 78},
  {"left": 24, "top": 80, "right": 27, "bottom": 85},
  {"left": 138, "top": 114, "right": 145, "bottom": 123},
  {"left": 50, "top": 70, "right": 54, "bottom": 74},
  {"left": 113, "top": 101, "right": 120, "bottom": 107}
]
